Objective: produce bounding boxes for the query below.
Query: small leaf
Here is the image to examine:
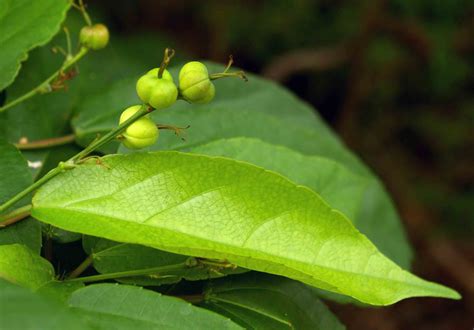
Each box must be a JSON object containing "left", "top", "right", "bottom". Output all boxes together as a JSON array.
[
  {"left": 203, "top": 273, "right": 345, "bottom": 330},
  {"left": 0, "top": 140, "right": 41, "bottom": 253},
  {"left": 0, "top": 0, "right": 70, "bottom": 90},
  {"left": 32, "top": 152, "right": 460, "bottom": 305},
  {"left": 69, "top": 284, "right": 243, "bottom": 329},
  {"left": 0, "top": 244, "right": 54, "bottom": 290}
]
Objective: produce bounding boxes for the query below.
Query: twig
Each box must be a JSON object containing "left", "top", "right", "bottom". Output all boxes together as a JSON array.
[
  {"left": 15, "top": 134, "right": 75, "bottom": 150},
  {"left": 0, "top": 205, "right": 32, "bottom": 227}
]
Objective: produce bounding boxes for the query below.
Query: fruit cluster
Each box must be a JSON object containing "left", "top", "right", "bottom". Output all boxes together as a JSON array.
[{"left": 118, "top": 53, "right": 223, "bottom": 149}]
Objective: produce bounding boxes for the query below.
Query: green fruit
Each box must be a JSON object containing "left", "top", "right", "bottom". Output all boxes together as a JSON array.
[
  {"left": 179, "top": 61, "right": 215, "bottom": 104},
  {"left": 119, "top": 105, "right": 159, "bottom": 149},
  {"left": 136, "top": 68, "right": 178, "bottom": 110},
  {"left": 79, "top": 24, "right": 109, "bottom": 50}
]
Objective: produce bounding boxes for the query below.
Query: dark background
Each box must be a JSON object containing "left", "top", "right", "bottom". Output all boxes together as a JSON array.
[{"left": 89, "top": 1, "right": 473, "bottom": 328}]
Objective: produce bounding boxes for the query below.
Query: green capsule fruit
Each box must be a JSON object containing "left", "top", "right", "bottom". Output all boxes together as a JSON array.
[
  {"left": 79, "top": 24, "right": 109, "bottom": 50},
  {"left": 136, "top": 68, "right": 177, "bottom": 110},
  {"left": 119, "top": 105, "right": 158, "bottom": 149},
  {"left": 179, "top": 61, "right": 215, "bottom": 104}
]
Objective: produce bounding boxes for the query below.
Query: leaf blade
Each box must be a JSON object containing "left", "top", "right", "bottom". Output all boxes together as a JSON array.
[
  {"left": 0, "top": 0, "right": 70, "bottom": 90},
  {"left": 32, "top": 151, "right": 460, "bottom": 305}
]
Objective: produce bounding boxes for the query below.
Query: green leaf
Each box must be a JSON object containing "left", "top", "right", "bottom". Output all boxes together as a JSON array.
[
  {"left": 0, "top": 140, "right": 41, "bottom": 253},
  {"left": 32, "top": 152, "right": 460, "bottom": 305},
  {"left": 0, "top": 244, "right": 84, "bottom": 302},
  {"left": 0, "top": 244, "right": 54, "bottom": 290},
  {"left": 69, "top": 284, "right": 243, "bottom": 329},
  {"left": 82, "top": 236, "right": 246, "bottom": 286},
  {"left": 0, "top": 0, "right": 70, "bottom": 90},
  {"left": 0, "top": 279, "right": 88, "bottom": 330},
  {"left": 203, "top": 273, "right": 344, "bottom": 330}
]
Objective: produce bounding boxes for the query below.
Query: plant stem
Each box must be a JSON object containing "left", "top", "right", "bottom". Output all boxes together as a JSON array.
[
  {"left": 15, "top": 134, "right": 76, "bottom": 150},
  {"left": 0, "top": 204, "right": 32, "bottom": 227},
  {"left": 158, "top": 48, "right": 175, "bottom": 79},
  {"left": 0, "top": 47, "right": 89, "bottom": 113},
  {"left": 65, "top": 262, "right": 189, "bottom": 283},
  {"left": 67, "top": 254, "right": 94, "bottom": 279},
  {"left": 0, "top": 105, "right": 151, "bottom": 214}
]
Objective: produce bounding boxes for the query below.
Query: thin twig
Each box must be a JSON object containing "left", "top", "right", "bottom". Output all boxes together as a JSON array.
[{"left": 15, "top": 134, "right": 75, "bottom": 150}]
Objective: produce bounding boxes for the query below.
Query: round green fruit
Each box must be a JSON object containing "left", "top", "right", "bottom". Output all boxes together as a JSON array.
[
  {"left": 79, "top": 24, "right": 109, "bottom": 50},
  {"left": 179, "top": 61, "right": 215, "bottom": 104},
  {"left": 119, "top": 105, "right": 158, "bottom": 149},
  {"left": 136, "top": 68, "right": 177, "bottom": 110}
]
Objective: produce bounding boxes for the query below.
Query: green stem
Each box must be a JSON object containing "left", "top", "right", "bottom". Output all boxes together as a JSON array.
[
  {"left": 0, "top": 105, "right": 151, "bottom": 214},
  {"left": 65, "top": 262, "right": 189, "bottom": 283},
  {"left": 15, "top": 134, "right": 76, "bottom": 150},
  {"left": 67, "top": 254, "right": 94, "bottom": 279},
  {"left": 0, "top": 204, "right": 32, "bottom": 227},
  {"left": 0, "top": 47, "right": 89, "bottom": 113}
]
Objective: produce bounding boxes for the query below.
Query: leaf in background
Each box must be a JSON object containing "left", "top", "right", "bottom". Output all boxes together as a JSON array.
[
  {"left": 82, "top": 236, "right": 246, "bottom": 286},
  {"left": 0, "top": 279, "right": 88, "bottom": 330},
  {"left": 32, "top": 152, "right": 459, "bottom": 305},
  {"left": 0, "top": 140, "right": 41, "bottom": 253},
  {"left": 72, "top": 64, "right": 412, "bottom": 268},
  {"left": 203, "top": 273, "right": 345, "bottom": 330},
  {"left": 0, "top": 0, "right": 70, "bottom": 90},
  {"left": 0, "top": 244, "right": 54, "bottom": 290},
  {"left": 69, "top": 284, "right": 243, "bottom": 329}
]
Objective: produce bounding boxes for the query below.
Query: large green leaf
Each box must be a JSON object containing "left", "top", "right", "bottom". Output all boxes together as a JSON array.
[
  {"left": 32, "top": 152, "right": 460, "bottom": 305},
  {"left": 0, "top": 244, "right": 54, "bottom": 290},
  {"left": 0, "top": 279, "right": 88, "bottom": 330},
  {"left": 203, "top": 273, "right": 345, "bottom": 329},
  {"left": 72, "top": 65, "right": 413, "bottom": 268},
  {"left": 82, "top": 236, "right": 246, "bottom": 286},
  {"left": 0, "top": 0, "right": 70, "bottom": 90},
  {"left": 0, "top": 140, "right": 41, "bottom": 253},
  {"left": 69, "top": 284, "right": 243, "bottom": 329}
]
